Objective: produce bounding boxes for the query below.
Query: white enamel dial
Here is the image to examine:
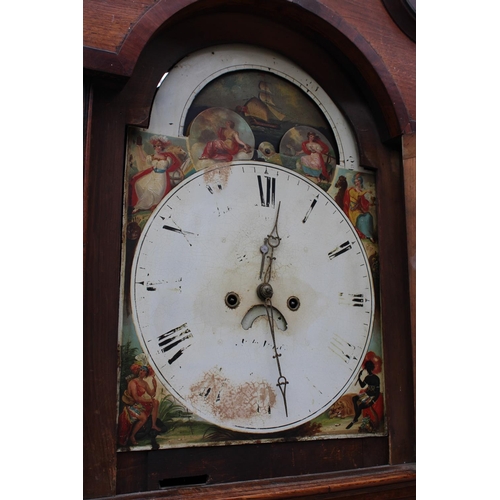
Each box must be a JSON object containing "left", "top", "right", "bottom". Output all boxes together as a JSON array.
[{"left": 131, "top": 161, "right": 374, "bottom": 433}]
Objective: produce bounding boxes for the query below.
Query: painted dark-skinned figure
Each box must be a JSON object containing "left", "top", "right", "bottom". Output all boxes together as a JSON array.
[
  {"left": 117, "top": 361, "right": 167, "bottom": 447},
  {"left": 346, "top": 359, "right": 380, "bottom": 429}
]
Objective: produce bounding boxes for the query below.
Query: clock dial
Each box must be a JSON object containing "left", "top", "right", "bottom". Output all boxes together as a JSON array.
[{"left": 131, "top": 161, "right": 374, "bottom": 433}]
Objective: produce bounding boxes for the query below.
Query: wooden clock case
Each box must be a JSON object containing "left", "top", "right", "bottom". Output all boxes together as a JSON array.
[{"left": 84, "top": 1, "right": 416, "bottom": 498}]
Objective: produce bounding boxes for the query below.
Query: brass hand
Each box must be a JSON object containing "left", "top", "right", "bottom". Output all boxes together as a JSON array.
[
  {"left": 262, "top": 201, "right": 281, "bottom": 284},
  {"left": 263, "top": 297, "right": 289, "bottom": 417},
  {"left": 259, "top": 238, "right": 269, "bottom": 280},
  {"left": 257, "top": 202, "right": 288, "bottom": 416}
]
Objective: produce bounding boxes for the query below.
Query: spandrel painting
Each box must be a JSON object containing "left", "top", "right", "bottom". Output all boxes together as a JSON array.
[
  {"left": 117, "top": 67, "right": 386, "bottom": 451},
  {"left": 126, "top": 131, "right": 195, "bottom": 218}
]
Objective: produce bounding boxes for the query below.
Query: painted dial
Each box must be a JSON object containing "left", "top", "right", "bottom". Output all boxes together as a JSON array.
[{"left": 131, "top": 161, "right": 374, "bottom": 433}]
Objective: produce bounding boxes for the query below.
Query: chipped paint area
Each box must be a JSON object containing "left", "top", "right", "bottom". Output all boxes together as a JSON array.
[
  {"left": 189, "top": 368, "right": 277, "bottom": 422},
  {"left": 203, "top": 163, "right": 233, "bottom": 189}
]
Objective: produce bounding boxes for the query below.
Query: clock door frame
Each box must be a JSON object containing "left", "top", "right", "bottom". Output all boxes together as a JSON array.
[{"left": 84, "top": 3, "right": 415, "bottom": 498}]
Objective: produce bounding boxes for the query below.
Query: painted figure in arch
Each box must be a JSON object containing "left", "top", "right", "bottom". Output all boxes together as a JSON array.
[
  {"left": 343, "top": 172, "right": 375, "bottom": 241},
  {"left": 199, "top": 120, "right": 252, "bottom": 162},
  {"left": 117, "top": 361, "right": 162, "bottom": 446},
  {"left": 299, "top": 131, "right": 331, "bottom": 182},
  {"left": 130, "top": 135, "right": 187, "bottom": 213}
]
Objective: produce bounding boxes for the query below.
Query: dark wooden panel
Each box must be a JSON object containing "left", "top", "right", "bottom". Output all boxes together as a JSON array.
[
  {"left": 402, "top": 134, "right": 416, "bottom": 399},
  {"left": 96, "top": 464, "right": 415, "bottom": 499},
  {"left": 374, "top": 146, "right": 415, "bottom": 465},
  {"left": 84, "top": 84, "right": 128, "bottom": 498},
  {"left": 138, "top": 438, "right": 387, "bottom": 492},
  {"left": 116, "top": 452, "right": 149, "bottom": 495}
]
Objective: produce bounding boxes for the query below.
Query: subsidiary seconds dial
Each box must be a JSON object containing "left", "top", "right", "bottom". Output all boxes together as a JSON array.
[{"left": 131, "top": 161, "right": 374, "bottom": 433}]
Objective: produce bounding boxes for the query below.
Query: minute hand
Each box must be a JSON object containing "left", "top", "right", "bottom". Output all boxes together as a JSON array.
[
  {"left": 258, "top": 202, "right": 289, "bottom": 416},
  {"left": 262, "top": 201, "right": 281, "bottom": 285},
  {"left": 263, "top": 296, "right": 289, "bottom": 417}
]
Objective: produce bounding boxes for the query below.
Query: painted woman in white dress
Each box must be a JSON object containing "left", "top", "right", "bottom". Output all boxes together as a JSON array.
[
  {"left": 130, "top": 135, "right": 187, "bottom": 213},
  {"left": 299, "top": 131, "right": 331, "bottom": 182}
]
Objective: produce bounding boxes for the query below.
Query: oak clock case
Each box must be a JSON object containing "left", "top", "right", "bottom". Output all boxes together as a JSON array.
[{"left": 131, "top": 162, "right": 374, "bottom": 433}]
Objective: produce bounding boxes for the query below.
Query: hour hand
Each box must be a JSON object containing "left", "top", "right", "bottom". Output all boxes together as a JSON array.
[
  {"left": 259, "top": 238, "right": 269, "bottom": 280},
  {"left": 260, "top": 201, "right": 281, "bottom": 283},
  {"left": 267, "top": 201, "right": 281, "bottom": 250}
]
